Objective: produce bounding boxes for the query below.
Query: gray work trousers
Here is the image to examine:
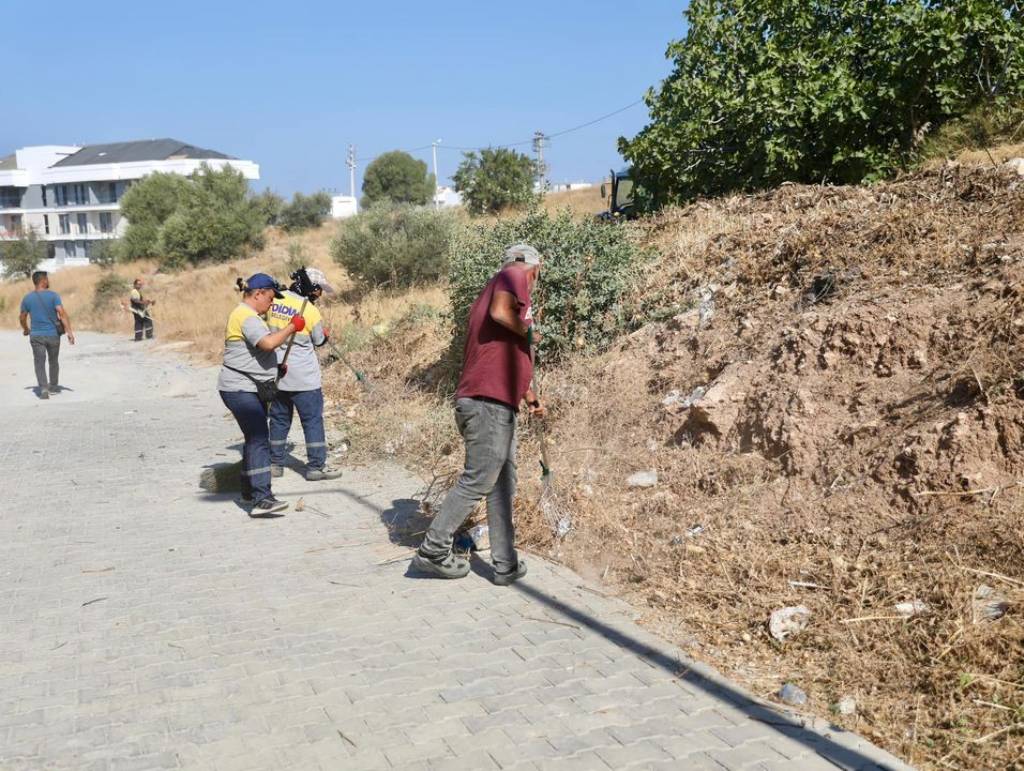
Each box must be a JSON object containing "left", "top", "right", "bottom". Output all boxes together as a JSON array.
[
  {"left": 420, "top": 397, "right": 519, "bottom": 572},
  {"left": 30, "top": 335, "right": 60, "bottom": 390}
]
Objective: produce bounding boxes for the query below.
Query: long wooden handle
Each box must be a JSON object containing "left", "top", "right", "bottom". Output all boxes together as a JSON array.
[{"left": 277, "top": 297, "right": 309, "bottom": 382}]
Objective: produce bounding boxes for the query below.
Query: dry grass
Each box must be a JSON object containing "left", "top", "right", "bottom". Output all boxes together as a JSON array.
[
  {"left": 541, "top": 185, "right": 606, "bottom": 217},
  {"left": 333, "top": 162, "right": 1024, "bottom": 770}
]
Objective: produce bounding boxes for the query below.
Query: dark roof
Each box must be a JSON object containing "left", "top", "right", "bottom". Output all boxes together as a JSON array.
[
  {"left": 52, "top": 139, "right": 234, "bottom": 167},
  {"left": 0, "top": 154, "right": 18, "bottom": 171}
]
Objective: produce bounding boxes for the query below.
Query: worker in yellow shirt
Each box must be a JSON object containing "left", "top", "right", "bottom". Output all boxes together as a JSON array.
[{"left": 266, "top": 268, "right": 343, "bottom": 481}]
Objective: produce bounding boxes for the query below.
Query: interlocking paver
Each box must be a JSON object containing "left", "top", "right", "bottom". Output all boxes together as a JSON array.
[{"left": 0, "top": 331, "right": 911, "bottom": 771}]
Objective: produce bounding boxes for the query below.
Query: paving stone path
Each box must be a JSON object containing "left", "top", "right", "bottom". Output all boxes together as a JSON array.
[{"left": 0, "top": 331, "right": 911, "bottom": 770}]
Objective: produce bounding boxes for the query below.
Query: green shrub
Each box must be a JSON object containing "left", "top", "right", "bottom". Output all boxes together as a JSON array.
[
  {"left": 331, "top": 203, "right": 454, "bottom": 290},
  {"left": 0, "top": 231, "right": 46, "bottom": 279},
  {"left": 448, "top": 206, "right": 643, "bottom": 361},
  {"left": 93, "top": 272, "right": 130, "bottom": 310},
  {"left": 280, "top": 191, "right": 332, "bottom": 232},
  {"left": 251, "top": 189, "right": 284, "bottom": 226},
  {"left": 452, "top": 148, "right": 537, "bottom": 215},
  {"left": 90, "top": 239, "right": 123, "bottom": 267}
]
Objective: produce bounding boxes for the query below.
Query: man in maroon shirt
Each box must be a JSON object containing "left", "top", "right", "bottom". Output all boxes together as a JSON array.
[{"left": 413, "top": 244, "right": 546, "bottom": 584}]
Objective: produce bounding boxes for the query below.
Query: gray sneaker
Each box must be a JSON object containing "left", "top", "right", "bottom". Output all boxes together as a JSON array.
[
  {"left": 411, "top": 551, "right": 470, "bottom": 579},
  {"left": 493, "top": 560, "right": 527, "bottom": 587},
  {"left": 249, "top": 497, "right": 288, "bottom": 517},
  {"left": 270, "top": 464, "right": 283, "bottom": 478},
  {"left": 39, "top": 388, "right": 49, "bottom": 400},
  {"left": 306, "top": 465, "right": 343, "bottom": 481}
]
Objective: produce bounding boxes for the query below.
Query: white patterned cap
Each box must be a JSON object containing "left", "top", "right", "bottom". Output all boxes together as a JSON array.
[
  {"left": 305, "top": 268, "right": 335, "bottom": 294},
  {"left": 503, "top": 243, "right": 542, "bottom": 266}
]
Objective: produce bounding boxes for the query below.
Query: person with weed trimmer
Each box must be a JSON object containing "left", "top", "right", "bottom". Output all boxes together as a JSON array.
[
  {"left": 266, "top": 267, "right": 343, "bottom": 482},
  {"left": 218, "top": 273, "right": 304, "bottom": 517},
  {"left": 413, "top": 243, "right": 545, "bottom": 585}
]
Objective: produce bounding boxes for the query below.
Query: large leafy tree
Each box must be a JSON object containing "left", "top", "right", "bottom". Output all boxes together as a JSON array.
[
  {"left": 362, "top": 151, "right": 435, "bottom": 207},
  {"left": 452, "top": 147, "right": 537, "bottom": 215},
  {"left": 621, "top": 0, "right": 1024, "bottom": 205},
  {"left": 120, "top": 164, "right": 265, "bottom": 268}
]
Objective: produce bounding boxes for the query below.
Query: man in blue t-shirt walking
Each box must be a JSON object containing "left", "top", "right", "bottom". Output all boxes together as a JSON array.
[{"left": 19, "top": 271, "right": 76, "bottom": 399}]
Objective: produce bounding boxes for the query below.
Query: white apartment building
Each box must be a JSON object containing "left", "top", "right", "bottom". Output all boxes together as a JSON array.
[{"left": 0, "top": 139, "right": 259, "bottom": 271}]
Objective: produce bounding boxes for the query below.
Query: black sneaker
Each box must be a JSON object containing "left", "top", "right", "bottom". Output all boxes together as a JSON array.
[
  {"left": 493, "top": 560, "right": 527, "bottom": 587},
  {"left": 249, "top": 497, "right": 288, "bottom": 517},
  {"left": 48, "top": 386, "right": 60, "bottom": 395},
  {"left": 411, "top": 551, "right": 470, "bottom": 579}
]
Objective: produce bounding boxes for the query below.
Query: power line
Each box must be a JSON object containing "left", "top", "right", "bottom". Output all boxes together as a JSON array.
[
  {"left": 546, "top": 99, "right": 645, "bottom": 139},
  {"left": 357, "top": 98, "right": 645, "bottom": 160}
]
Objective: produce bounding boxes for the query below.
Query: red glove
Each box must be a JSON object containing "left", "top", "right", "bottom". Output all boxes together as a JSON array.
[{"left": 290, "top": 315, "right": 306, "bottom": 332}]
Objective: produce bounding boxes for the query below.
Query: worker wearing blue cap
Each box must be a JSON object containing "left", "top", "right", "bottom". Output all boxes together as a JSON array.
[{"left": 218, "top": 273, "right": 305, "bottom": 517}]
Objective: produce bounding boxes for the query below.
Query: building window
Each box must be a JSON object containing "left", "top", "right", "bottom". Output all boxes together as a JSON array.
[
  {"left": 42, "top": 186, "right": 48, "bottom": 207},
  {"left": 0, "top": 187, "right": 21, "bottom": 208},
  {"left": 108, "top": 182, "right": 117, "bottom": 203},
  {"left": 43, "top": 215, "right": 50, "bottom": 235},
  {"left": 77, "top": 213, "right": 88, "bottom": 233},
  {"left": 99, "top": 212, "right": 113, "bottom": 233},
  {"left": 59, "top": 214, "right": 70, "bottom": 235},
  {"left": 65, "top": 241, "right": 77, "bottom": 258},
  {"left": 74, "top": 184, "right": 87, "bottom": 205},
  {"left": 56, "top": 185, "right": 68, "bottom": 206}
]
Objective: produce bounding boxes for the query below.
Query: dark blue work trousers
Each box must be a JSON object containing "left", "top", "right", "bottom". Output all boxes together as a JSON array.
[{"left": 220, "top": 390, "right": 273, "bottom": 503}]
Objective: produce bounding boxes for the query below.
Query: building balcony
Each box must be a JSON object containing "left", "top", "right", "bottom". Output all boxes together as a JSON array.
[{"left": 0, "top": 230, "right": 119, "bottom": 241}]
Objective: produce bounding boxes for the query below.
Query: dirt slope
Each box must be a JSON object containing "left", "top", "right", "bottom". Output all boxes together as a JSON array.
[{"left": 519, "top": 163, "right": 1024, "bottom": 769}]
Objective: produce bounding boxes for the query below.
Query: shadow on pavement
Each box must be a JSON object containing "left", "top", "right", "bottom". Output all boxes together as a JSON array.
[
  {"left": 380, "top": 498, "right": 430, "bottom": 547},
  {"left": 509, "top": 579, "right": 899, "bottom": 771}
]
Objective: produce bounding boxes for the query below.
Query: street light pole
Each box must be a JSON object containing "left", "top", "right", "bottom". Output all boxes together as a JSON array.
[
  {"left": 432, "top": 139, "right": 442, "bottom": 209},
  {"left": 347, "top": 144, "right": 357, "bottom": 213}
]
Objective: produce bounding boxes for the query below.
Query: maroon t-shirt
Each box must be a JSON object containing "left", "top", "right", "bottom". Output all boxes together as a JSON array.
[{"left": 455, "top": 265, "right": 534, "bottom": 408}]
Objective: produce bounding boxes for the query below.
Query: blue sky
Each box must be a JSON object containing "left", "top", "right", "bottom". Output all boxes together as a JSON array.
[{"left": 6, "top": 1, "right": 686, "bottom": 196}]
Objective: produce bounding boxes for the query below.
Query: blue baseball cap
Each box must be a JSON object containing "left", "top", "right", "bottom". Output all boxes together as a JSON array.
[{"left": 245, "top": 273, "right": 284, "bottom": 298}]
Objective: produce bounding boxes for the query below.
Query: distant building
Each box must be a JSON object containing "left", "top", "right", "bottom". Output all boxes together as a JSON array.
[
  {"left": 0, "top": 139, "right": 259, "bottom": 271},
  {"left": 544, "top": 181, "right": 594, "bottom": 194},
  {"left": 433, "top": 186, "right": 463, "bottom": 209},
  {"left": 330, "top": 195, "right": 358, "bottom": 219}
]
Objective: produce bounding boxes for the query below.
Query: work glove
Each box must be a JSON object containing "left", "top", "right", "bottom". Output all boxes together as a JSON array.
[{"left": 290, "top": 315, "right": 306, "bottom": 332}]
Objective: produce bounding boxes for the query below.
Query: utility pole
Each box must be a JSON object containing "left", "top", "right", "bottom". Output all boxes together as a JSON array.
[
  {"left": 431, "top": 139, "right": 442, "bottom": 209},
  {"left": 532, "top": 131, "right": 549, "bottom": 192},
  {"left": 346, "top": 144, "right": 357, "bottom": 212}
]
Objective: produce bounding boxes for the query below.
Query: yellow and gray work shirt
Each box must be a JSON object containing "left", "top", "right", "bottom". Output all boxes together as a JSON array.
[
  {"left": 266, "top": 290, "right": 327, "bottom": 391},
  {"left": 129, "top": 288, "right": 150, "bottom": 318},
  {"left": 217, "top": 303, "right": 278, "bottom": 392}
]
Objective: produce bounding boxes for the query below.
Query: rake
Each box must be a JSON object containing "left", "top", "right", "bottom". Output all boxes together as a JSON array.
[{"left": 530, "top": 347, "right": 572, "bottom": 539}]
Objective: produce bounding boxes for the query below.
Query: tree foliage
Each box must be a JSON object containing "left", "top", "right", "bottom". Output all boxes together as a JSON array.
[
  {"left": 251, "top": 190, "right": 285, "bottom": 227},
  {"left": 621, "top": 0, "right": 1024, "bottom": 205},
  {"left": 280, "top": 191, "right": 332, "bottom": 232},
  {"left": 448, "top": 206, "right": 642, "bottom": 361},
  {"left": 0, "top": 230, "right": 47, "bottom": 279},
  {"left": 331, "top": 203, "right": 453, "bottom": 289},
  {"left": 119, "top": 173, "right": 190, "bottom": 258},
  {"left": 362, "top": 151, "right": 435, "bottom": 207},
  {"left": 452, "top": 148, "right": 536, "bottom": 215},
  {"left": 119, "top": 165, "right": 265, "bottom": 268}
]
